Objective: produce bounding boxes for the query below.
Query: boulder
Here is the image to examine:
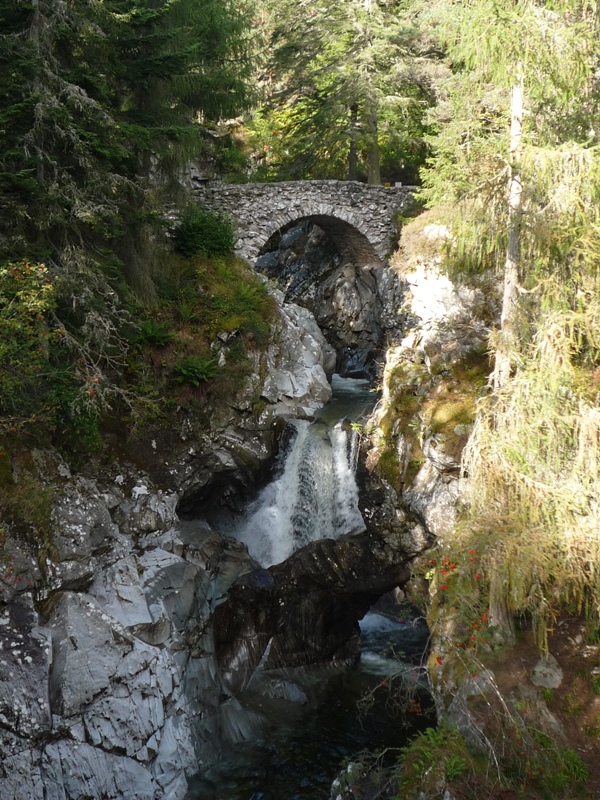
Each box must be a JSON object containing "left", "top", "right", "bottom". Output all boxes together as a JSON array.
[{"left": 213, "top": 528, "right": 415, "bottom": 694}]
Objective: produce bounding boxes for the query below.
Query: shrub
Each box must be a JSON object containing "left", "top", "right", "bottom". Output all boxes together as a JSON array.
[
  {"left": 0, "top": 261, "right": 57, "bottom": 427},
  {"left": 173, "top": 356, "right": 219, "bottom": 386},
  {"left": 461, "top": 294, "right": 600, "bottom": 649},
  {"left": 137, "top": 320, "right": 174, "bottom": 347},
  {"left": 174, "top": 207, "right": 235, "bottom": 257}
]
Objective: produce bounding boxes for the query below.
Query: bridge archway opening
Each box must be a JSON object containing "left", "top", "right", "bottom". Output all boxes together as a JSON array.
[
  {"left": 255, "top": 217, "right": 388, "bottom": 380},
  {"left": 257, "top": 214, "right": 384, "bottom": 269}
]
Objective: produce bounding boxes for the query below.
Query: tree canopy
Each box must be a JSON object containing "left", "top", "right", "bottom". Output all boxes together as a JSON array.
[
  {"left": 0, "top": 0, "right": 257, "bottom": 432},
  {"left": 246, "top": 0, "right": 434, "bottom": 183}
]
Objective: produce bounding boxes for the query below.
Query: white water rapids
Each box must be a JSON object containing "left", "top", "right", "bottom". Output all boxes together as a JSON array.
[{"left": 230, "top": 376, "right": 372, "bottom": 567}]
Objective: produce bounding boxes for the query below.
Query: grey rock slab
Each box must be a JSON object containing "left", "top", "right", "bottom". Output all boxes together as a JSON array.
[
  {"left": 0, "top": 594, "right": 52, "bottom": 738},
  {"left": 41, "top": 740, "right": 160, "bottom": 800},
  {"left": 151, "top": 714, "right": 196, "bottom": 797},
  {"left": 52, "top": 477, "right": 122, "bottom": 561},
  {"left": 89, "top": 555, "right": 153, "bottom": 629},
  {"left": 531, "top": 653, "right": 564, "bottom": 689},
  {"left": 403, "top": 459, "right": 460, "bottom": 538},
  {"left": 116, "top": 487, "right": 179, "bottom": 536},
  {"left": 48, "top": 592, "right": 124, "bottom": 716},
  {"left": 83, "top": 687, "right": 165, "bottom": 758},
  {"left": 0, "top": 743, "right": 45, "bottom": 800},
  {"left": 139, "top": 549, "right": 204, "bottom": 632}
]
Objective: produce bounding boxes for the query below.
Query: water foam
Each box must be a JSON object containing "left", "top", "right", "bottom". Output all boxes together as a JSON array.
[{"left": 234, "top": 419, "right": 365, "bottom": 567}]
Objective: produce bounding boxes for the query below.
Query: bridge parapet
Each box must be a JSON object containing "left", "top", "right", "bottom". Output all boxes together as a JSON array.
[{"left": 193, "top": 180, "right": 415, "bottom": 265}]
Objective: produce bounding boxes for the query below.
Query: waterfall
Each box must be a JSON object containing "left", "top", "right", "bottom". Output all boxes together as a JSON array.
[{"left": 233, "top": 419, "right": 365, "bottom": 567}]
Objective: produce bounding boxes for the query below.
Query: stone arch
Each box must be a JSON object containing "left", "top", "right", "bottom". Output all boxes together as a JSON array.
[{"left": 192, "top": 180, "right": 415, "bottom": 267}]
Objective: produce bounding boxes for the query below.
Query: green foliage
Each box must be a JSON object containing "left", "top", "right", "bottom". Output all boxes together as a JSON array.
[
  {"left": 173, "top": 356, "right": 219, "bottom": 386},
  {"left": 541, "top": 687, "right": 555, "bottom": 703},
  {"left": 561, "top": 749, "right": 589, "bottom": 783},
  {"left": 174, "top": 207, "right": 235, "bottom": 258},
  {"left": 0, "top": 469, "right": 54, "bottom": 548},
  {"left": 591, "top": 676, "right": 600, "bottom": 697},
  {"left": 445, "top": 753, "right": 467, "bottom": 782},
  {"left": 376, "top": 446, "right": 401, "bottom": 488},
  {"left": 397, "top": 726, "right": 472, "bottom": 798},
  {"left": 461, "top": 289, "right": 600, "bottom": 648},
  {"left": 203, "top": 258, "right": 275, "bottom": 345},
  {"left": 0, "top": 0, "right": 257, "bottom": 445},
  {"left": 247, "top": 0, "right": 433, "bottom": 183},
  {"left": 137, "top": 320, "right": 174, "bottom": 348},
  {"left": 0, "top": 262, "right": 57, "bottom": 428}
]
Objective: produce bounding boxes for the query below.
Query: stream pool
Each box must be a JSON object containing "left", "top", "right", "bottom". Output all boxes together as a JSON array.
[{"left": 187, "top": 610, "right": 432, "bottom": 800}]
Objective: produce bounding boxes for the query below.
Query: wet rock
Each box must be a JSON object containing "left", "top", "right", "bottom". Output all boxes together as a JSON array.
[
  {"left": 262, "top": 292, "right": 336, "bottom": 414},
  {"left": 0, "top": 515, "right": 265, "bottom": 799},
  {"left": 358, "top": 466, "right": 432, "bottom": 555},
  {"left": 213, "top": 528, "right": 415, "bottom": 694},
  {"left": 89, "top": 556, "right": 153, "bottom": 629},
  {"left": 255, "top": 222, "right": 407, "bottom": 379},
  {"left": 115, "top": 484, "right": 178, "bottom": 535},
  {"left": 445, "top": 669, "right": 498, "bottom": 751},
  {"left": 514, "top": 683, "right": 566, "bottom": 742},
  {"left": 40, "top": 741, "right": 158, "bottom": 800},
  {"left": 48, "top": 591, "right": 125, "bottom": 716}
]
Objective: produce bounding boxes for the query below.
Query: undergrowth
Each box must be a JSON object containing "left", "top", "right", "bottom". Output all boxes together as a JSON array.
[
  {"left": 460, "top": 291, "right": 600, "bottom": 649},
  {"left": 123, "top": 250, "right": 277, "bottom": 431}
]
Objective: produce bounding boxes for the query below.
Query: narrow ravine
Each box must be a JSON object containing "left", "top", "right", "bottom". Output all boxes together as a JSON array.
[{"left": 185, "top": 376, "right": 433, "bottom": 800}]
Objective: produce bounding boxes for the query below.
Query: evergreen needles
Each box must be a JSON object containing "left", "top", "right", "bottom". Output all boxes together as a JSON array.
[{"left": 462, "top": 292, "right": 600, "bottom": 647}]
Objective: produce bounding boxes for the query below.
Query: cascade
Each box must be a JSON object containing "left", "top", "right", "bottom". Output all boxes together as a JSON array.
[
  {"left": 229, "top": 376, "right": 369, "bottom": 567},
  {"left": 190, "top": 383, "right": 433, "bottom": 798}
]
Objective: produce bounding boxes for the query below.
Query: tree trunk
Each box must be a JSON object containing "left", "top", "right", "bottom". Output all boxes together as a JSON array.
[
  {"left": 365, "top": 102, "right": 381, "bottom": 185},
  {"left": 348, "top": 104, "right": 358, "bottom": 181},
  {"left": 493, "top": 68, "right": 523, "bottom": 390},
  {"left": 31, "top": 0, "right": 45, "bottom": 183}
]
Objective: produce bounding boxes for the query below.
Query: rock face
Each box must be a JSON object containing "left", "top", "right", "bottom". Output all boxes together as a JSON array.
[
  {"left": 1, "top": 208, "right": 483, "bottom": 800},
  {"left": 0, "top": 442, "right": 427, "bottom": 799},
  {"left": 364, "top": 214, "right": 497, "bottom": 539},
  {"left": 0, "top": 472, "right": 262, "bottom": 800},
  {"left": 256, "top": 222, "right": 408, "bottom": 378},
  {"left": 170, "top": 289, "right": 336, "bottom": 517}
]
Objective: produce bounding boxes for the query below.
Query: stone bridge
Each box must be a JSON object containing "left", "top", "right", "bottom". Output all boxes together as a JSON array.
[{"left": 193, "top": 180, "right": 414, "bottom": 265}]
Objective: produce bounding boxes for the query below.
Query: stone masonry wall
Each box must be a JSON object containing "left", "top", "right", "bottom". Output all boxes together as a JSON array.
[{"left": 193, "top": 180, "right": 414, "bottom": 265}]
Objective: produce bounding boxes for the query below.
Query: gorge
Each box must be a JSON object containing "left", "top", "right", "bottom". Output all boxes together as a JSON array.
[
  {"left": 2, "top": 1, "right": 600, "bottom": 795},
  {"left": 0, "top": 202, "right": 461, "bottom": 799}
]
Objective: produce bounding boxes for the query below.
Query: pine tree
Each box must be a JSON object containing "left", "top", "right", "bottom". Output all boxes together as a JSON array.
[
  {"left": 0, "top": 0, "right": 257, "bottom": 430},
  {"left": 419, "top": 0, "right": 599, "bottom": 384},
  {"left": 420, "top": 0, "right": 600, "bottom": 642},
  {"left": 250, "top": 0, "right": 432, "bottom": 183}
]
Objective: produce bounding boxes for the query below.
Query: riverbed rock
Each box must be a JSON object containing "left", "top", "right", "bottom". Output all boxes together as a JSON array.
[{"left": 213, "top": 527, "right": 415, "bottom": 694}]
